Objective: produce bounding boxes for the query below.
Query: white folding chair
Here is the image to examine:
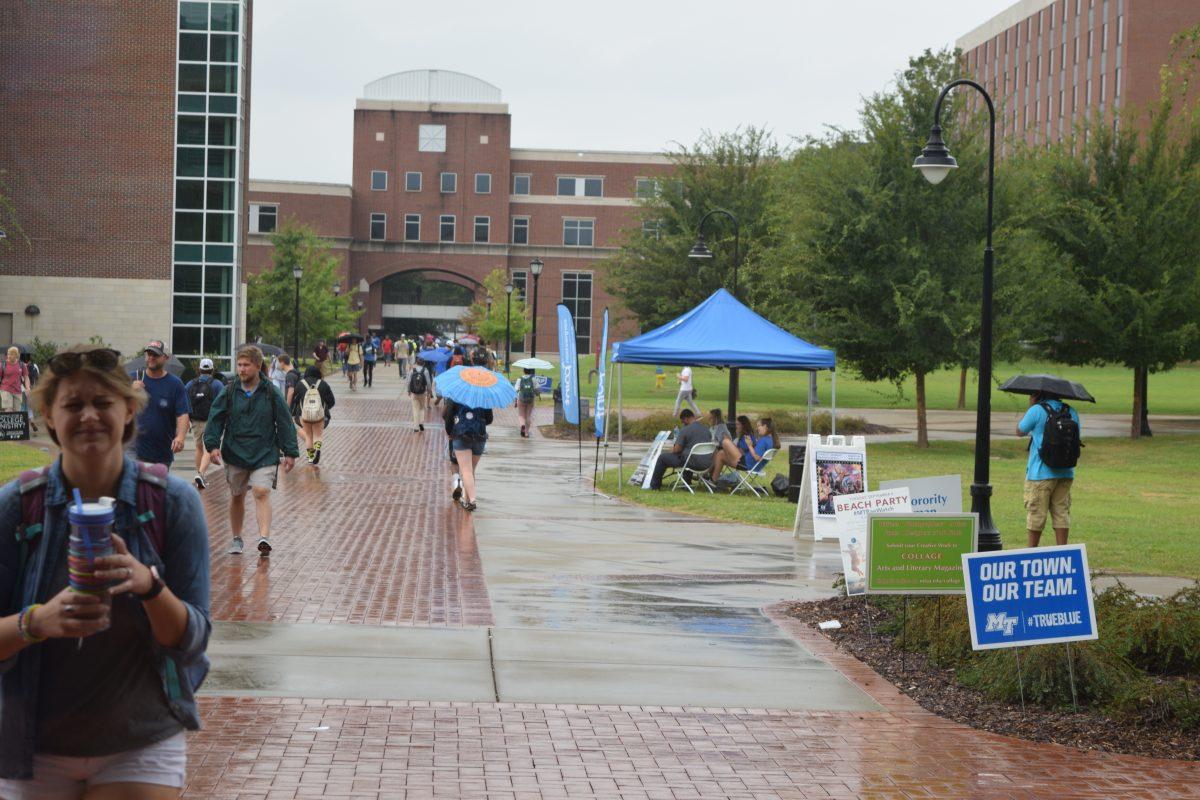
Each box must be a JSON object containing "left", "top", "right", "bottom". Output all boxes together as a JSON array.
[
  {"left": 670, "top": 442, "right": 718, "bottom": 494},
  {"left": 732, "top": 448, "right": 778, "bottom": 497}
]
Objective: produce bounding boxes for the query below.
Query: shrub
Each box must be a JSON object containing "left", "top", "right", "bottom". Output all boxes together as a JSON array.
[
  {"left": 897, "top": 596, "right": 974, "bottom": 666},
  {"left": 1128, "top": 679, "right": 1200, "bottom": 730},
  {"left": 1097, "top": 582, "right": 1200, "bottom": 675},
  {"left": 28, "top": 337, "right": 63, "bottom": 369},
  {"left": 961, "top": 640, "right": 1144, "bottom": 709}
]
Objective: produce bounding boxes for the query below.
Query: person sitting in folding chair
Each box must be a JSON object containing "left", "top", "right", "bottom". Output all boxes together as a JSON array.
[
  {"left": 731, "top": 417, "right": 779, "bottom": 497},
  {"left": 705, "top": 414, "right": 755, "bottom": 489},
  {"left": 648, "top": 409, "right": 714, "bottom": 491}
]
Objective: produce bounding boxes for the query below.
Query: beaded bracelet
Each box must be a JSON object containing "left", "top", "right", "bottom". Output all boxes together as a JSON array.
[{"left": 17, "top": 604, "right": 46, "bottom": 644}]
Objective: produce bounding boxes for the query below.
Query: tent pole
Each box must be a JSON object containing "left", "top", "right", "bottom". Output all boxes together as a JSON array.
[
  {"left": 831, "top": 369, "right": 838, "bottom": 436},
  {"left": 617, "top": 361, "right": 624, "bottom": 494},
  {"left": 806, "top": 371, "right": 812, "bottom": 437},
  {"left": 601, "top": 350, "right": 614, "bottom": 479}
]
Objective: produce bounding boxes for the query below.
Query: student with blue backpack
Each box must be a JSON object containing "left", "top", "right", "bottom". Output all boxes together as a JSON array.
[
  {"left": 0, "top": 344, "right": 211, "bottom": 797},
  {"left": 443, "top": 399, "right": 492, "bottom": 511},
  {"left": 1017, "top": 392, "right": 1082, "bottom": 547},
  {"left": 183, "top": 358, "right": 224, "bottom": 491}
]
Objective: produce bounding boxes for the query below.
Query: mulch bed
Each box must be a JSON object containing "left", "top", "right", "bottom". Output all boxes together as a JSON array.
[{"left": 781, "top": 595, "right": 1200, "bottom": 761}]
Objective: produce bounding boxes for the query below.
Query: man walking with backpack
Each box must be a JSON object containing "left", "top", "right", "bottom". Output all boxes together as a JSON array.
[
  {"left": 362, "top": 334, "right": 378, "bottom": 388},
  {"left": 130, "top": 340, "right": 190, "bottom": 467},
  {"left": 512, "top": 368, "right": 540, "bottom": 438},
  {"left": 1017, "top": 392, "right": 1082, "bottom": 547},
  {"left": 184, "top": 357, "right": 224, "bottom": 489},
  {"left": 407, "top": 356, "right": 434, "bottom": 431},
  {"left": 204, "top": 345, "right": 299, "bottom": 557}
]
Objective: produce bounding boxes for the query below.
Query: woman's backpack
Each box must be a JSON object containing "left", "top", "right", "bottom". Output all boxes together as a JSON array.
[
  {"left": 451, "top": 407, "right": 488, "bottom": 441},
  {"left": 518, "top": 375, "right": 536, "bottom": 403},
  {"left": 299, "top": 379, "right": 326, "bottom": 423},
  {"left": 408, "top": 369, "right": 428, "bottom": 395}
]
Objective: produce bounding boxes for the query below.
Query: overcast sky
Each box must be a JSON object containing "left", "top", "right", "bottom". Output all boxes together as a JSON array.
[{"left": 248, "top": 0, "right": 1016, "bottom": 183}]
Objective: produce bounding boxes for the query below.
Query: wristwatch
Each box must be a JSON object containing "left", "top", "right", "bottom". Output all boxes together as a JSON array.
[{"left": 137, "top": 565, "right": 166, "bottom": 602}]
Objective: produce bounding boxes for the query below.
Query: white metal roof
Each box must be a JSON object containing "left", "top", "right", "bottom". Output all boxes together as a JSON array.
[{"left": 362, "top": 70, "right": 502, "bottom": 104}]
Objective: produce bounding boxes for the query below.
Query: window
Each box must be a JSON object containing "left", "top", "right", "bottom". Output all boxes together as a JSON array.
[
  {"left": 1074, "top": 36, "right": 1079, "bottom": 64},
  {"left": 1099, "top": 73, "right": 1106, "bottom": 104},
  {"left": 1058, "top": 89, "right": 1065, "bottom": 117},
  {"left": 405, "top": 171, "right": 421, "bottom": 191},
  {"left": 249, "top": 204, "right": 276, "bottom": 234},
  {"left": 1101, "top": 23, "right": 1108, "bottom": 52},
  {"left": 1115, "top": 67, "right": 1122, "bottom": 99},
  {"left": 474, "top": 216, "right": 490, "bottom": 243},
  {"left": 1117, "top": 14, "right": 1123, "bottom": 45},
  {"left": 440, "top": 172, "right": 457, "bottom": 193},
  {"left": 561, "top": 272, "right": 593, "bottom": 353},
  {"left": 474, "top": 173, "right": 491, "bottom": 194},
  {"left": 635, "top": 178, "right": 658, "bottom": 199},
  {"left": 1088, "top": 30, "right": 1094, "bottom": 59},
  {"left": 404, "top": 214, "right": 420, "bottom": 241},
  {"left": 511, "top": 270, "right": 527, "bottom": 300},
  {"left": 439, "top": 215, "right": 455, "bottom": 242},
  {"left": 556, "top": 177, "right": 603, "bottom": 197},
  {"left": 370, "top": 213, "right": 386, "bottom": 241},
  {"left": 1037, "top": 55, "right": 1042, "bottom": 77},
  {"left": 418, "top": 124, "right": 446, "bottom": 152},
  {"left": 642, "top": 219, "right": 660, "bottom": 240},
  {"left": 370, "top": 170, "right": 387, "bottom": 191},
  {"left": 512, "top": 216, "right": 529, "bottom": 245},
  {"left": 513, "top": 174, "right": 531, "bottom": 195},
  {"left": 1072, "top": 84, "right": 1078, "bottom": 113},
  {"left": 562, "top": 219, "right": 594, "bottom": 247}
]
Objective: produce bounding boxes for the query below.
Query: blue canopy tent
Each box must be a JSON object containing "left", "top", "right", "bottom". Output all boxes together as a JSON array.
[{"left": 609, "top": 289, "right": 837, "bottom": 489}]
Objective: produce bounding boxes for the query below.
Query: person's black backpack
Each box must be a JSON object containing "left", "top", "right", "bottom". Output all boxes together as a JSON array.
[
  {"left": 187, "top": 376, "right": 217, "bottom": 421},
  {"left": 1039, "top": 401, "right": 1082, "bottom": 468},
  {"left": 451, "top": 407, "right": 488, "bottom": 441},
  {"left": 408, "top": 369, "right": 428, "bottom": 396}
]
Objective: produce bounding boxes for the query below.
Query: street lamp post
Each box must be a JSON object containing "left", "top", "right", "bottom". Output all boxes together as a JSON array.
[
  {"left": 529, "top": 257, "right": 544, "bottom": 358},
  {"left": 913, "top": 78, "right": 1000, "bottom": 552},
  {"left": 688, "top": 208, "right": 741, "bottom": 421},
  {"left": 504, "top": 280, "right": 514, "bottom": 374},
  {"left": 356, "top": 298, "right": 365, "bottom": 337},
  {"left": 292, "top": 264, "right": 303, "bottom": 361}
]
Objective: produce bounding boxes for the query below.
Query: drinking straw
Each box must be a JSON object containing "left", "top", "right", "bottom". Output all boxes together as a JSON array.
[{"left": 72, "top": 488, "right": 83, "bottom": 513}]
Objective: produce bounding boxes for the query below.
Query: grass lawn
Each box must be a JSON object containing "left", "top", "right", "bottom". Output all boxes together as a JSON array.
[
  {"left": 0, "top": 442, "right": 52, "bottom": 485},
  {"left": 597, "top": 435, "right": 1200, "bottom": 579},
  {"left": 557, "top": 357, "right": 1200, "bottom": 416}
]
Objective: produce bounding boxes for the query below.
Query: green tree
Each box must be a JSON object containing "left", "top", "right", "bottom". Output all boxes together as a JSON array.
[
  {"left": 460, "top": 268, "right": 530, "bottom": 358},
  {"left": 1010, "top": 77, "right": 1200, "bottom": 438},
  {"left": 246, "top": 222, "right": 359, "bottom": 355},
  {"left": 604, "top": 127, "right": 780, "bottom": 329},
  {"left": 754, "top": 49, "right": 993, "bottom": 446},
  {"left": 0, "top": 170, "right": 28, "bottom": 252}
]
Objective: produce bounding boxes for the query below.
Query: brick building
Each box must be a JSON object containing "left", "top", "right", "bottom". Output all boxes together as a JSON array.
[
  {"left": 957, "top": 0, "right": 1200, "bottom": 150},
  {"left": 0, "top": 0, "right": 252, "bottom": 369},
  {"left": 246, "top": 70, "right": 672, "bottom": 354}
]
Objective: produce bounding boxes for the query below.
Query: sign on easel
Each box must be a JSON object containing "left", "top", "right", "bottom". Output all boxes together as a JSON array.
[
  {"left": 0, "top": 411, "right": 30, "bottom": 441},
  {"left": 629, "top": 431, "right": 670, "bottom": 489},
  {"left": 833, "top": 488, "right": 913, "bottom": 596},
  {"left": 792, "top": 434, "right": 867, "bottom": 541}
]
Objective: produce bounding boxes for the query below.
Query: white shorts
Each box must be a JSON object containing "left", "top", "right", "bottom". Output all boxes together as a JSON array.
[{"left": 0, "top": 731, "right": 186, "bottom": 799}]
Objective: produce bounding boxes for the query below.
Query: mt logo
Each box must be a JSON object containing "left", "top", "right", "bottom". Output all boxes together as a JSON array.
[{"left": 984, "top": 612, "right": 1019, "bottom": 636}]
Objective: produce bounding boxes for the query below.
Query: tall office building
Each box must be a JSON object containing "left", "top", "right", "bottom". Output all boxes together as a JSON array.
[
  {"left": 246, "top": 70, "right": 673, "bottom": 350},
  {"left": 958, "top": 0, "right": 1200, "bottom": 149},
  {"left": 0, "top": 1, "right": 253, "bottom": 369}
]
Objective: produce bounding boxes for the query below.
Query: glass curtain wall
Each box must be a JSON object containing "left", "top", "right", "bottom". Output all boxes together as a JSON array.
[{"left": 173, "top": 0, "right": 246, "bottom": 371}]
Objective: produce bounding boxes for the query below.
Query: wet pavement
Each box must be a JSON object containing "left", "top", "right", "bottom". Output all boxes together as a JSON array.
[{"left": 164, "top": 366, "right": 1200, "bottom": 797}]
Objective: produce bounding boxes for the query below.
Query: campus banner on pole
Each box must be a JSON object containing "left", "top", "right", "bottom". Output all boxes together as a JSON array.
[
  {"left": 833, "top": 488, "right": 913, "bottom": 596},
  {"left": 556, "top": 303, "right": 579, "bottom": 424},
  {"left": 594, "top": 308, "right": 609, "bottom": 439},
  {"left": 962, "top": 544, "right": 1098, "bottom": 650}
]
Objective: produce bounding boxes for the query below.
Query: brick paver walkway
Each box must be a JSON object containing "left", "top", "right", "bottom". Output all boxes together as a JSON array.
[
  {"left": 200, "top": 392, "right": 492, "bottom": 626},
  {"left": 187, "top": 376, "right": 1200, "bottom": 799}
]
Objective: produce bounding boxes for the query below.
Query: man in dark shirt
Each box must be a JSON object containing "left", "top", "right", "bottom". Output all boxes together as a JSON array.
[
  {"left": 130, "top": 340, "right": 189, "bottom": 466},
  {"left": 649, "top": 409, "right": 714, "bottom": 489}
]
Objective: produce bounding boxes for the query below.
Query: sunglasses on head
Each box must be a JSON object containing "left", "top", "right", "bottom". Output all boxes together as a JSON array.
[{"left": 48, "top": 348, "right": 122, "bottom": 375}]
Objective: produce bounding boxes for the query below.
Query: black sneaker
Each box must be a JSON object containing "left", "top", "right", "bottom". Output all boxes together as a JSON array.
[
  {"left": 464, "top": 499, "right": 477, "bottom": 512},
  {"left": 520, "top": 424, "right": 526, "bottom": 437},
  {"left": 452, "top": 479, "right": 463, "bottom": 502},
  {"left": 194, "top": 474, "right": 207, "bottom": 491},
  {"left": 312, "top": 446, "right": 321, "bottom": 466},
  {"left": 257, "top": 537, "right": 272, "bottom": 557},
  {"left": 418, "top": 423, "right": 425, "bottom": 432}
]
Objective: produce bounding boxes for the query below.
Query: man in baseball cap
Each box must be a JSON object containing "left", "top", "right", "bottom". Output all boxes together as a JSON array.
[
  {"left": 129, "top": 339, "right": 190, "bottom": 466},
  {"left": 184, "top": 357, "right": 225, "bottom": 488}
]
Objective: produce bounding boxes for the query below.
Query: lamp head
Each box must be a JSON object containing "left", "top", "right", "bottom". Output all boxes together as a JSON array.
[
  {"left": 332, "top": 281, "right": 341, "bottom": 295},
  {"left": 529, "top": 257, "right": 544, "bottom": 277},
  {"left": 912, "top": 125, "right": 958, "bottom": 185},
  {"left": 505, "top": 281, "right": 514, "bottom": 295},
  {"left": 292, "top": 265, "right": 303, "bottom": 280},
  {"left": 688, "top": 236, "right": 713, "bottom": 259}
]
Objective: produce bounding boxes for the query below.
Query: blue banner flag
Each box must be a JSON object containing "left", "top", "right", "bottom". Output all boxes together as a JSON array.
[
  {"left": 962, "top": 544, "right": 1098, "bottom": 650},
  {"left": 556, "top": 304, "right": 579, "bottom": 424},
  {"left": 594, "top": 308, "right": 609, "bottom": 439}
]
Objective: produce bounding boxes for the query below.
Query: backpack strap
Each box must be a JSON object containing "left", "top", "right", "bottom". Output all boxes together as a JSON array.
[
  {"left": 12, "top": 467, "right": 50, "bottom": 607},
  {"left": 134, "top": 461, "right": 169, "bottom": 557}
]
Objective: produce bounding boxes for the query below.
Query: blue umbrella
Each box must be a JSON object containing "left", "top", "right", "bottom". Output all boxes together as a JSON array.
[
  {"left": 416, "top": 348, "right": 451, "bottom": 365},
  {"left": 434, "top": 366, "right": 517, "bottom": 409}
]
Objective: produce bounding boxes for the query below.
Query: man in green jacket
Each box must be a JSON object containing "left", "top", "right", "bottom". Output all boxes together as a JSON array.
[{"left": 204, "top": 345, "right": 299, "bottom": 556}]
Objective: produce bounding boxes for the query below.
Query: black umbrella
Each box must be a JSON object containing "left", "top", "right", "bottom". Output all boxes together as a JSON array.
[
  {"left": 239, "top": 342, "right": 285, "bottom": 356},
  {"left": 124, "top": 354, "right": 186, "bottom": 377},
  {"left": 336, "top": 332, "right": 365, "bottom": 344},
  {"left": 999, "top": 374, "right": 1095, "bottom": 403}
]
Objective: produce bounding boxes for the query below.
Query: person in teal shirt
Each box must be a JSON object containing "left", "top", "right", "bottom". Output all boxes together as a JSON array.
[{"left": 1017, "top": 394, "right": 1081, "bottom": 548}]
